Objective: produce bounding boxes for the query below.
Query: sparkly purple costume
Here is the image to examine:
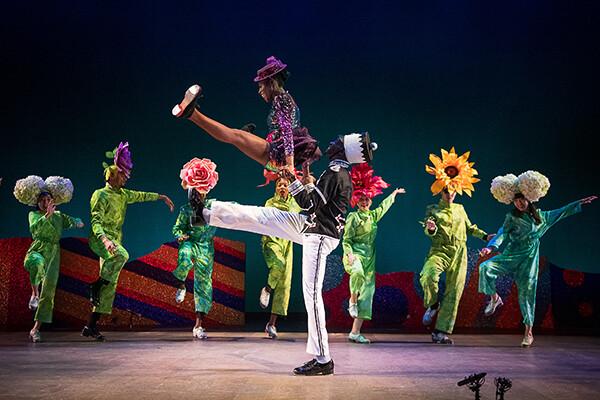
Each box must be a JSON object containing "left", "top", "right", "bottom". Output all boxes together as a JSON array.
[{"left": 267, "top": 92, "right": 321, "bottom": 168}]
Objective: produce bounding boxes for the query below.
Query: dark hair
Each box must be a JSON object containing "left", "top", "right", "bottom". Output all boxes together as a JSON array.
[
  {"left": 36, "top": 191, "right": 52, "bottom": 211},
  {"left": 270, "top": 70, "right": 290, "bottom": 87},
  {"left": 512, "top": 193, "right": 541, "bottom": 224}
]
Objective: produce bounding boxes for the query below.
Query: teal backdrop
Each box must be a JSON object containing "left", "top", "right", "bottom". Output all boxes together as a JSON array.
[{"left": 1, "top": 1, "right": 598, "bottom": 313}]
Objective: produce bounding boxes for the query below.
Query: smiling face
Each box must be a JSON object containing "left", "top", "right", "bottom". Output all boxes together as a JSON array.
[
  {"left": 276, "top": 178, "right": 289, "bottom": 199},
  {"left": 37, "top": 193, "right": 53, "bottom": 212},
  {"left": 109, "top": 171, "right": 129, "bottom": 189},
  {"left": 513, "top": 196, "right": 529, "bottom": 212},
  {"left": 257, "top": 79, "right": 275, "bottom": 102},
  {"left": 357, "top": 195, "right": 372, "bottom": 211}
]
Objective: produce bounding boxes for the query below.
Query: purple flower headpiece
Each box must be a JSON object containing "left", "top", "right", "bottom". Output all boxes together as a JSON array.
[
  {"left": 113, "top": 142, "right": 132, "bottom": 178},
  {"left": 254, "top": 56, "right": 287, "bottom": 82}
]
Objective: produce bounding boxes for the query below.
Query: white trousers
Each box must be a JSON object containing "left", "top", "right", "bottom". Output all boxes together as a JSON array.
[{"left": 208, "top": 201, "right": 340, "bottom": 358}]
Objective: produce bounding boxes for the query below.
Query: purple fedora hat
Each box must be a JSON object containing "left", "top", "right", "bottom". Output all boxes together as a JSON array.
[{"left": 254, "top": 56, "right": 287, "bottom": 82}]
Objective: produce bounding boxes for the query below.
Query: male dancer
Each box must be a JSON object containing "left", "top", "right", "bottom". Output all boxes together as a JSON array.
[
  {"left": 82, "top": 142, "right": 174, "bottom": 341},
  {"left": 191, "top": 132, "right": 376, "bottom": 375}
]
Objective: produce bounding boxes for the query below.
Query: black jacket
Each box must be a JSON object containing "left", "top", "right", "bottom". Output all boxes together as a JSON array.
[{"left": 288, "top": 161, "right": 353, "bottom": 240}]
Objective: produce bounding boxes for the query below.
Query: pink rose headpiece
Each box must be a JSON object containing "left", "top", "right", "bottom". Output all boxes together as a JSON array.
[
  {"left": 254, "top": 56, "right": 287, "bottom": 82},
  {"left": 102, "top": 142, "right": 132, "bottom": 179},
  {"left": 180, "top": 158, "right": 219, "bottom": 194},
  {"left": 349, "top": 163, "right": 389, "bottom": 208}
]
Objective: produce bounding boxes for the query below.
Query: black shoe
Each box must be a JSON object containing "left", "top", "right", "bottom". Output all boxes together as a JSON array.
[
  {"left": 293, "top": 359, "right": 334, "bottom": 375},
  {"left": 172, "top": 85, "right": 202, "bottom": 118},
  {"left": 81, "top": 326, "right": 106, "bottom": 342},
  {"left": 188, "top": 188, "right": 206, "bottom": 227},
  {"left": 88, "top": 283, "right": 101, "bottom": 307},
  {"left": 240, "top": 123, "right": 256, "bottom": 133}
]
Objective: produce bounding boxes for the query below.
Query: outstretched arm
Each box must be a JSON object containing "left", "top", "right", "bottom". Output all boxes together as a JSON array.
[{"left": 158, "top": 194, "right": 174, "bottom": 212}]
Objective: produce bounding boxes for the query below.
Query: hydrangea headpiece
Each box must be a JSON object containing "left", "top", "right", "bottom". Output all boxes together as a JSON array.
[
  {"left": 180, "top": 158, "right": 219, "bottom": 194},
  {"left": 349, "top": 163, "right": 390, "bottom": 208},
  {"left": 14, "top": 175, "right": 74, "bottom": 206},
  {"left": 490, "top": 170, "right": 550, "bottom": 204},
  {"left": 103, "top": 142, "right": 132, "bottom": 180},
  {"left": 426, "top": 147, "right": 479, "bottom": 196}
]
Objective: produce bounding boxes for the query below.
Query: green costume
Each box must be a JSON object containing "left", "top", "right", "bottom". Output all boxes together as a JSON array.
[
  {"left": 172, "top": 200, "right": 217, "bottom": 313},
  {"left": 479, "top": 201, "right": 581, "bottom": 326},
  {"left": 420, "top": 199, "right": 487, "bottom": 333},
  {"left": 342, "top": 192, "right": 396, "bottom": 320},
  {"left": 261, "top": 192, "right": 300, "bottom": 316},
  {"left": 88, "top": 183, "right": 158, "bottom": 314},
  {"left": 24, "top": 210, "right": 82, "bottom": 323}
]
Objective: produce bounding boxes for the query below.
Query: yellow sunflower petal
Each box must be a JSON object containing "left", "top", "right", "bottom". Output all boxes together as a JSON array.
[{"left": 431, "top": 179, "right": 446, "bottom": 195}]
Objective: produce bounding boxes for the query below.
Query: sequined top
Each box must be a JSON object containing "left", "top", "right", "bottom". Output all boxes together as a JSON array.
[{"left": 267, "top": 92, "right": 300, "bottom": 157}]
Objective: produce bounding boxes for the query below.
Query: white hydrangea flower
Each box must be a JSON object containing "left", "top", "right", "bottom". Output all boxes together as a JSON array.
[
  {"left": 490, "top": 174, "right": 518, "bottom": 204},
  {"left": 13, "top": 175, "right": 45, "bottom": 206},
  {"left": 517, "top": 171, "right": 550, "bottom": 203},
  {"left": 45, "top": 176, "right": 74, "bottom": 205}
]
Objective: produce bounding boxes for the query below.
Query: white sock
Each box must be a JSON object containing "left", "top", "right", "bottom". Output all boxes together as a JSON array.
[{"left": 316, "top": 355, "right": 331, "bottom": 364}]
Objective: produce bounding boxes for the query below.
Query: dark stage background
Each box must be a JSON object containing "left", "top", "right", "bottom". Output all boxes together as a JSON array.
[{"left": 1, "top": 1, "right": 598, "bottom": 313}]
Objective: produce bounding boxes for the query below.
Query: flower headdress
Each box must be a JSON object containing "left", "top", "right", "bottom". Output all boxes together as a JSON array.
[
  {"left": 349, "top": 163, "right": 390, "bottom": 208},
  {"left": 14, "top": 175, "right": 74, "bottom": 206},
  {"left": 426, "top": 147, "right": 479, "bottom": 196},
  {"left": 180, "top": 158, "right": 219, "bottom": 194},
  {"left": 103, "top": 142, "right": 132, "bottom": 180},
  {"left": 491, "top": 171, "right": 550, "bottom": 204}
]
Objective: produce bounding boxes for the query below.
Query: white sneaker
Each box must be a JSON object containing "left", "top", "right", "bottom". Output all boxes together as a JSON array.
[
  {"left": 422, "top": 306, "right": 438, "bottom": 326},
  {"left": 348, "top": 302, "right": 358, "bottom": 319},
  {"left": 265, "top": 324, "right": 278, "bottom": 339},
  {"left": 431, "top": 331, "right": 454, "bottom": 345},
  {"left": 259, "top": 287, "right": 270, "bottom": 309},
  {"left": 175, "top": 288, "right": 186, "bottom": 303},
  {"left": 29, "top": 329, "right": 41, "bottom": 343},
  {"left": 29, "top": 295, "right": 39, "bottom": 310},
  {"left": 521, "top": 335, "right": 534, "bottom": 347},
  {"left": 193, "top": 327, "right": 206, "bottom": 339},
  {"left": 348, "top": 332, "right": 370, "bottom": 343},
  {"left": 485, "top": 296, "right": 504, "bottom": 316}
]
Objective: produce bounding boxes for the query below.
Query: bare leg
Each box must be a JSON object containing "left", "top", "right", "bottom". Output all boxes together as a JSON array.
[
  {"left": 268, "top": 313, "right": 277, "bottom": 327},
  {"left": 31, "top": 284, "right": 39, "bottom": 297},
  {"left": 189, "top": 110, "right": 270, "bottom": 166},
  {"left": 350, "top": 292, "right": 359, "bottom": 303},
  {"left": 524, "top": 324, "right": 532, "bottom": 338},
  {"left": 350, "top": 318, "right": 364, "bottom": 335},
  {"left": 32, "top": 321, "right": 42, "bottom": 332},
  {"left": 194, "top": 312, "right": 203, "bottom": 329}
]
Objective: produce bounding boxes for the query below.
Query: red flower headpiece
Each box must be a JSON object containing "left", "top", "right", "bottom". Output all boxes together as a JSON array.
[{"left": 349, "top": 163, "right": 389, "bottom": 208}]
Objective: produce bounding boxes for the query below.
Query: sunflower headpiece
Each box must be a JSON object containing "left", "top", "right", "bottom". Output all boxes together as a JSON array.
[
  {"left": 425, "top": 147, "right": 479, "bottom": 196},
  {"left": 349, "top": 163, "right": 390, "bottom": 208}
]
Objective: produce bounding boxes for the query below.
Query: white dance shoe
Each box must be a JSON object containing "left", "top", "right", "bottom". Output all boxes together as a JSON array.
[
  {"left": 259, "top": 287, "right": 270, "bottom": 309},
  {"left": 29, "top": 329, "right": 41, "bottom": 343},
  {"left": 28, "top": 295, "right": 39, "bottom": 310},
  {"left": 349, "top": 332, "right": 370, "bottom": 343},
  {"left": 485, "top": 295, "right": 504, "bottom": 316},
  {"left": 521, "top": 335, "right": 534, "bottom": 347},
  {"left": 172, "top": 85, "right": 201, "bottom": 118},
  {"left": 348, "top": 302, "right": 358, "bottom": 319},
  {"left": 175, "top": 288, "right": 186, "bottom": 303},
  {"left": 265, "top": 324, "right": 278, "bottom": 339},
  {"left": 193, "top": 327, "right": 207, "bottom": 339}
]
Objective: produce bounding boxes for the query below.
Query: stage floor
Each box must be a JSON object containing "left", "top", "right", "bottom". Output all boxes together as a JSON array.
[{"left": 1, "top": 332, "right": 599, "bottom": 399}]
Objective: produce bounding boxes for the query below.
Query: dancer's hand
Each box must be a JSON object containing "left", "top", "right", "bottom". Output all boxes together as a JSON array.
[
  {"left": 426, "top": 220, "right": 436, "bottom": 231},
  {"left": 392, "top": 188, "right": 405, "bottom": 197},
  {"left": 278, "top": 165, "right": 296, "bottom": 182},
  {"left": 77, "top": 222, "right": 84, "bottom": 228},
  {"left": 480, "top": 247, "right": 492, "bottom": 256},
  {"left": 45, "top": 200, "right": 56, "bottom": 218},
  {"left": 485, "top": 234, "right": 496, "bottom": 242},
  {"left": 347, "top": 253, "right": 355, "bottom": 265},
  {"left": 102, "top": 236, "right": 117, "bottom": 256},
  {"left": 159, "top": 195, "right": 174, "bottom": 212},
  {"left": 178, "top": 235, "right": 190, "bottom": 243},
  {"left": 579, "top": 196, "right": 597, "bottom": 205}
]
